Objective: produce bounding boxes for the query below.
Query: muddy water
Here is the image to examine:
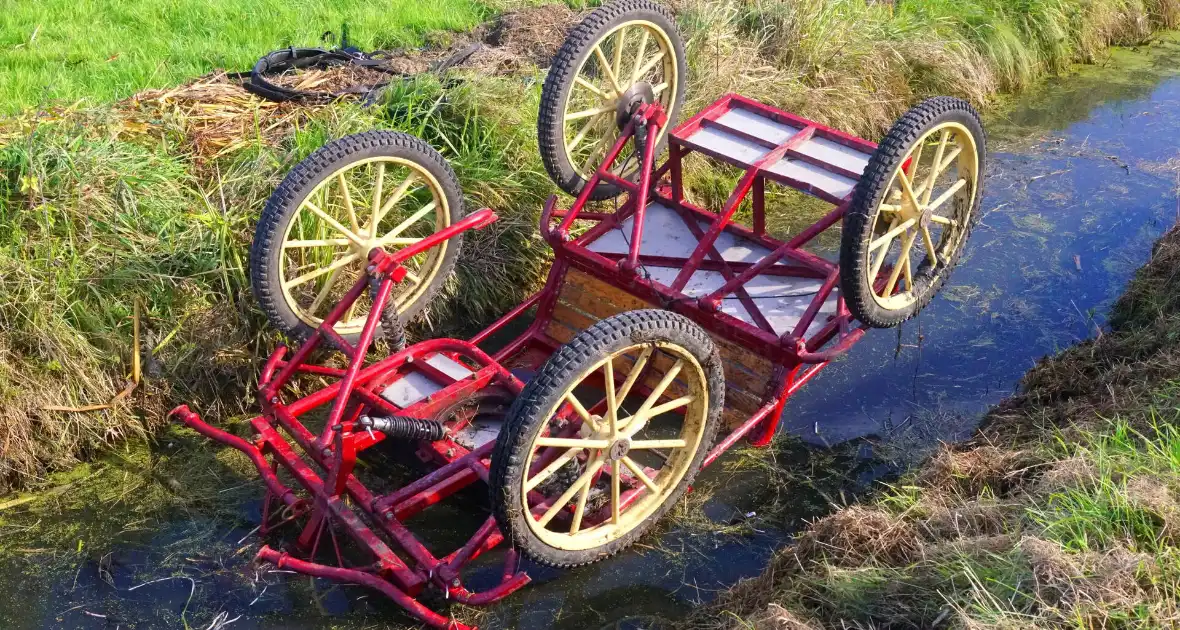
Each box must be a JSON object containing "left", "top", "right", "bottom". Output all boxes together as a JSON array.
[{"left": 5, "top": 35, "right": 1180, "bottom": 630}]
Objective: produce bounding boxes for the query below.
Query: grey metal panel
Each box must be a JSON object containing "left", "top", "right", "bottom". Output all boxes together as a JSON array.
[
  {"left": 425, "top": 353, "right": 474, "bottom": 381},
  {"left": 714, "top": 108, "right": 801, "bottom": 145},
  {"left": 795, "top": 136, "right": 872, "bottom": 175},
  {"left": 766, "top": 159, "right": 858, "bottom": 199},
  {"left": 586, "top": 201, "right": 795, "bottom": 265},
  {"left": 686, "top": 126, "right": 769, "bottom": 166},
  {"left": 586, "top": 201, "right": 697, "bottom": 258},
  {"left": 381, "top": 371, "right": 443, "bottom": 408},
  {"left": 452, "top": 419, "right": 504, "bottom": 450}
]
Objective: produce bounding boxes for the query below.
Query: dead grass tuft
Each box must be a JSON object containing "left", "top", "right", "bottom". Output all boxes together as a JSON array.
[
  {"left": 798, "top": 506, "right": 923, "bottom": 566},
  {"left": 746, "top": 604, "right": 821, "bottom": 630},
  {"left": 916, "top": 445, "right": 1039, "bottom": 497}
]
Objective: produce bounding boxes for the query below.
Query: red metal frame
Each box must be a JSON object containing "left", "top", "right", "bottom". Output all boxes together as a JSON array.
[{"left": 171, "top": 94, "right": 888, "bottom": 629}]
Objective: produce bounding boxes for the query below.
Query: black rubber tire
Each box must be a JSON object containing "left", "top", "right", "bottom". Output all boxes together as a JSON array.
[
  {"left": 840, "top": 97, "right": 986, "bottom": 328},
  {"left": 251, "top": 130, "right": 464, "bottom": 344},
  {"left": 490, "top": 309, "right": 724, "bottom": 567},
  {"left": 538, "top": 0, "right": 687, "bottom": 200}
]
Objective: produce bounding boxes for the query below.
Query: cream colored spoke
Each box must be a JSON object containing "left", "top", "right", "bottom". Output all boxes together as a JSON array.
[
  {"left": 622, "top": 456, "right": 658, "bottom": 493},
  {"left": 630, "top": 29, "right": 650, "bottom": 84},
  {"left": 908, "top": 140, "right": 924, "bottom": 181},
  {"left": 936, "top": 146, "right": 963, "bottom": 177},
  {"left": 402, "top": 268, "right": 422, "bottom": 284},
  {"left": 896, "top": 168, "right": 919, "bottom": 208},
  {"left": 630, "top": 438, "right": 687, "bottom": 450},
  {"left": 627, "top": 360, "right": 683, "bottom": 434},
  {"left": 928, "top": 179, "right": 968, "bottom": 212},
  {"left": 344, "top": 297, "right": 359, "bottom": 324},
  {"left": 337, "top": 173, "right": 360, "bottom": 234},
  {"left": 930, "top": 214, "right": 958, "bottom": 226},
  {"left": 301, "top": 200, "right": 365, "bottom": 248},
  {"left": 570, "top": 477, "right": 591, "bottom": 534},
  {"left": 308, "top": 266, "right": 343, "bottom": 315},
  {"left": 902, "top": 247, "right": 913, "bottom": 292},
  {"left": 373, "top": 174, "right": 419, "bottom": 233},
  {"left": 637, "top": 395, "right": 693, "bottom": 421},
  {"left": 882, "top": 231, "right": 916, "bottom": 296},
  {"left": 282, "top": 252, "right": 360, "bottom": 289},
  {"left": 651, "top": 82, "right": 668, "bottom": 95},
  {"left": 878, "top": 203, "right": 902, "bottom": 212},
  {"left": 610, "top": 459, "right": 621, "bottom": 524},
  {"left": 611, "top": 27, "right": 626, "bottom": 80},
  {"left": 563, "top": 392, "right": 600, "bottom": 432},
  {"left": 569, "top": 114, "right": 604, "bottom": 153},
  {"left": 369, "top": 162, "right": 385, "bottom": 239},
  {"left": 537, "top": 456, "right": 603, "bottom": 527},
  {"left": 633, "top": 51, "right": 665, "bottom": 82},
  {"left": 381, "top": 202, "right": 437, "bottom": 241},
  {"left": 593, "top": 45, "right": 624, "bottom": 94},
  {"left": 869, "top": 217, "right": 916, "bottom": 251},
  {"left": 566, "top": 104, "right": 616, "bottom": 122},
  {"left": 524, "top": 447, "right": 580, "bottom": 493},
  {"left": 615, "top": 346, "right": 654, "bottom": 404},
  {"left": 283, "top": 238, "right": 351, "bottom": 249},
  {"left": 574, "top": 75, "right": 607, "bottom": 98},
  {"left": 384, "top": 237, "right": 423, "bottom": 247},
  {"left": 604, "top": 360, "right": 619, "bottom": 436},
  {"left": 582, "top": 139, "right": 607, "bottom": 174},
  {"left": 923, "top": 131, "right": 950, "bottom": 206},
  {"left": 869, "top": 216, "right": 898, "bottom": 280},
  {"left": 921, "top": 225, "right": 939, "bottom": 266},
  {"left": 534, "top": 437, "right": 611, "bottom": 449}
]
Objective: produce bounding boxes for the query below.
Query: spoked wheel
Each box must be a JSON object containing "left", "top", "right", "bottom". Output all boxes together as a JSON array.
[
  {"left": 539, "top": 0, "right": 686, "bottom": 200},
  {"left": 840, "top": 97, "right": 985, "bottom": 328},
  {"left": 251, "top": 131, "right": 463, "bottom": 342},
  {"left": 490, "top": 310, "right": 723, "bottom": 566}
]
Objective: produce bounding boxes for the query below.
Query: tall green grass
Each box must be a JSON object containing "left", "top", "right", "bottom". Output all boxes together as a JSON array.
[{"left": 0, "top": 0, "right": 491, "bottom": 114}]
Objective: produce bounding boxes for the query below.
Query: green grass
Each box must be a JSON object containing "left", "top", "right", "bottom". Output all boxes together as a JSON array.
[
  {"left": 3, "top": 0, "right": 1180, "bottom": 502},
  {"left": 0, "top": 0, "right": 492, "bottom": 113}
]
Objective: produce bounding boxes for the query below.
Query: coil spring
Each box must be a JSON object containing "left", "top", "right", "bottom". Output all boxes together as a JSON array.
[{"left": 364, "top": 415, "right": 446, "bottom": 442}]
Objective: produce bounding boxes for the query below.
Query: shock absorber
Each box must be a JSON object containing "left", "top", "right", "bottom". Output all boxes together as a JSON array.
[{"left": 358, "top": 415, "right": 446, "bottom": 442}]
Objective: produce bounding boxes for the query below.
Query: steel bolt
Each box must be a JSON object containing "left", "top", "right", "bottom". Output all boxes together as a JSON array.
[
  {"left": 321, "top": 447, "right": 332, "bottom": 458},
  {"left": 270, "top": 397, "right": 279, "bottom": 404},
  {"left": 405, "top": 355, "right": 414, "bottom": 363},
  {"left": 452, "top": 578, "right": 461, "bottom": 587},
  {"left": 384, "top": 511, "right": 394, "bottom": 520}
]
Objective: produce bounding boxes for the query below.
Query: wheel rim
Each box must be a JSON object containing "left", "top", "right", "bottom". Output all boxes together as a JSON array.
[
  {"left": 278, "top": 156, "right": 450, "bottom": 333},
  {"left": 520, "top": 342, "right": 708, "bottom": 551},
  {"left": 865, "top": 121, "right": 979, "bottom": 311},
  {"left": 561, "top": 19, "right": 679, "bottom": 183}
]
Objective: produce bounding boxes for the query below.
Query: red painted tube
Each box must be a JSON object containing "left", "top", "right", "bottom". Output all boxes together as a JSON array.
[
  {"left": 256, "top": 546, "right": 473, "bottom": 630},
  {"left": 624, "top": 121, "right": 661, "bottom": 272},
  {"left": 169, "top": 405, "right": 303, "bottom": 511}
]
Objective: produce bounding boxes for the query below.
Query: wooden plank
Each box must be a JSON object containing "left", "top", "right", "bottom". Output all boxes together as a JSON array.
[{"left": 546, "top": 269, "right": 780, "bottom": 429}]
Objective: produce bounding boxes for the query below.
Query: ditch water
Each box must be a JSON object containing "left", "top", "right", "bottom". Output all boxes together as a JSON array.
[{"left": 5, "top": 34, "right": 1180, "bottom": 630}]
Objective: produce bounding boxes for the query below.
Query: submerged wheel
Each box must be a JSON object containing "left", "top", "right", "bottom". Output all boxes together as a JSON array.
[
  {"left": 539, "top": 0, "right": 686, "bottom": 200},
  {"left": 490, "top": 310, "right": 723, "bottom": 567},
  {"left": 251, "top": 131, "right": 463, "bottom": 342},
  {"left": 840, "top": 97, "right": 985, "bottom": 328}
]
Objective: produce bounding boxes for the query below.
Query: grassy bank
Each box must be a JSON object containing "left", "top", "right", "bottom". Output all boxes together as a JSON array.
[
  {"left": 690, "top": 225, "right": 1180, "bottom": 628},
  {"left": 2, "top": 0, "right": 1180, "bottom": 493},
  {"left": 0, "top": 0, "right": 492, "bottom": 114}
]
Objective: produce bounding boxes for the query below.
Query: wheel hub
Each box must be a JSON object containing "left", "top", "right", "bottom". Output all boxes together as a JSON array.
[
  {"left": 607, "top": 437, "right": 631, "bottom": 462},
  {"left": 615, "top": 82, "right": 655, "bottom": 130}
]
